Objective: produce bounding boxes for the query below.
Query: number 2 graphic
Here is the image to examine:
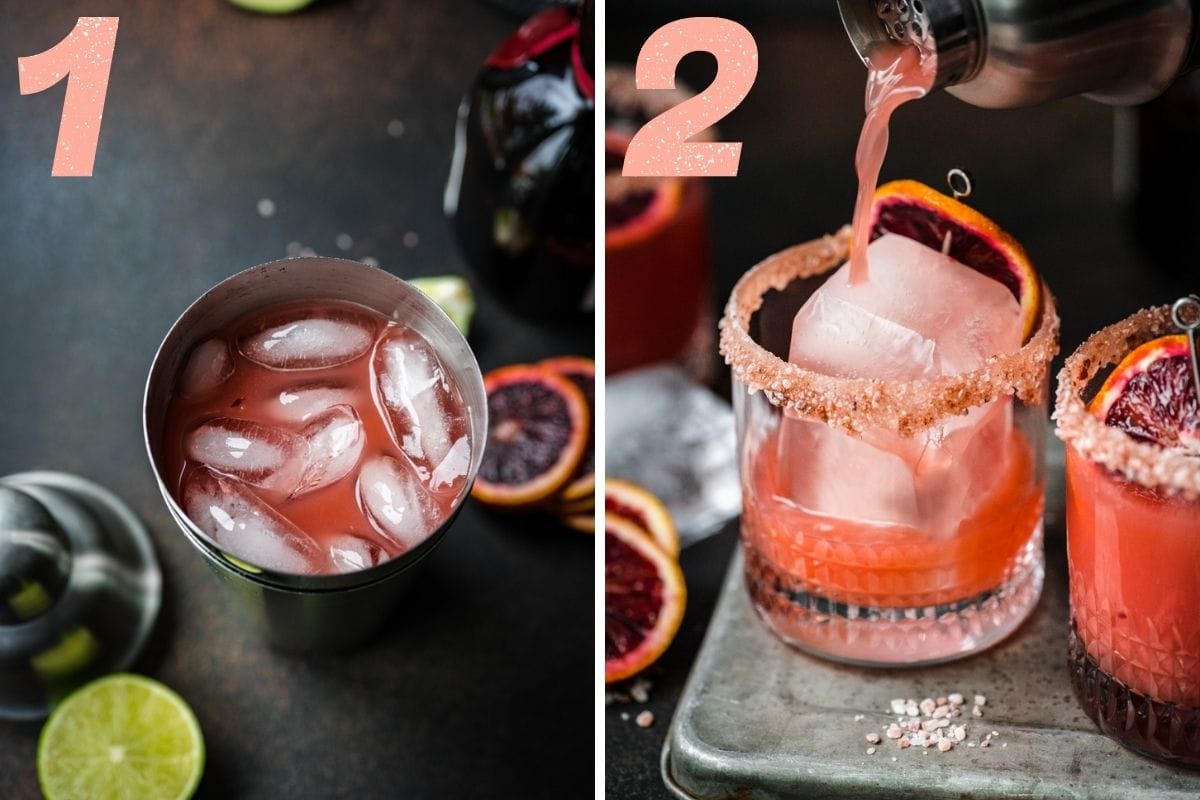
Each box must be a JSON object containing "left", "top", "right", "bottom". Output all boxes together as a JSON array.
[
  {"left": 623, "top": 18, "right": 758, "bottom": 178},
  {"left": 18, "top": 17, "right": 119, "bottom": 177}
]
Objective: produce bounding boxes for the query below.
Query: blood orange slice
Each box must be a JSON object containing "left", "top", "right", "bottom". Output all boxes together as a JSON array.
[
  {"left": 605, "top": 513, "right": 686, "bottom": 683},
  {"left": 870, "top": 179, "right": 1042, "bottom": 342},
  {"left": 539, "top": 356, "right": 595, "bottom": 504},
  {"left": 605, "top": 479, "right": 679, "bottom": 558},
  {"left": 1090, "top": 334, "right": 1200, "bottom": 449},
  {"left": 471, "top": 365, "right": 589, "bottom": 507},
  {"left": 605, "top": 131, "right": 684, "bottom": 251}
]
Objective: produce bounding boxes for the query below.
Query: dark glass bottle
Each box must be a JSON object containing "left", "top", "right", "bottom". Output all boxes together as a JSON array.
[{"left": 446, "top": 1, "right": 594, "bottom": 324}]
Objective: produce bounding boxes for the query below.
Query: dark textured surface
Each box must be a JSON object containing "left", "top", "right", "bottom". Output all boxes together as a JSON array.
[
  {"left": 0, "top": 2, "right": 591, "bottom": 798},
  {"left": 608, "top": 7, "right": 1194, "bottom": 800}
]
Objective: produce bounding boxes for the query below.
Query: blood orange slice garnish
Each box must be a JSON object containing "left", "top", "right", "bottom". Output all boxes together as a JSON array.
[
  {"left": 539, "top": 356, "right": 595, "bottom": 504},
  {"left": 1089, "top": 334, "right": 1200, "bottom": 450},
  {"left": 605, "top": 479, "right": 679, "bottom": 558},
  {"left": 605, "top": 130, "right": 684, "bottom": 251},
  {"left": 870, "top": 179, "right": 1042, "bottom": 342},
  {"left": 605, "top": 513, "right": 686, "bottom": 684},
  {"left": 471, "top": 365, "right": 589, "bottom": 508}
]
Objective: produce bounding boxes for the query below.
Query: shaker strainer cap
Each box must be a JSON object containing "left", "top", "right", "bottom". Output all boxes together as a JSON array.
[{"left": 0, "top": 471, "right": 160, "bottom": 720}]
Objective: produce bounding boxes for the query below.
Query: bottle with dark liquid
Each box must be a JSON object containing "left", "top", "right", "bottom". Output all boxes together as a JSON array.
[{"left": 445, "top": 1, "right": 594, "bottom": 325}]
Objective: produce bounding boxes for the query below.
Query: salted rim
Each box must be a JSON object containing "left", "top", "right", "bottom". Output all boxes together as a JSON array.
[
  {"left": 718, "top": 226, "right": 1061, "bottom": 437},
  {"left": 1053, "top": 305, "right": 1200, "bottom": 500}
]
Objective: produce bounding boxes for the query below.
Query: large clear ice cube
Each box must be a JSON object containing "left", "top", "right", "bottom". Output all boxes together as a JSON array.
[{"left": 781, "top": 234, "right": 1024, "bottom": 537}]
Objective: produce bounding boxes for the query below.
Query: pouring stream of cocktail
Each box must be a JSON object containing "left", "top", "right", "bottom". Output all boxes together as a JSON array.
[{"left": 847, "top": 41, "right": 935, "bottom": 285}]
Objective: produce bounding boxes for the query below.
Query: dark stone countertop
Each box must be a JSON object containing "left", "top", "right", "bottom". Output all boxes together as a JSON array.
[
  {"left": 608, "top": 6, "right": 1195, "bottom": 799},
  {"left": 0, "top": 2, "right": 592, "bottom": 798}
]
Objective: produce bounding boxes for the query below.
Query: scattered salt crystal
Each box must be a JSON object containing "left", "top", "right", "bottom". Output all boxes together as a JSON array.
[
  {"left": 256, "top": 198, "right": 276, "bottom": 218},
  {"left": 854, "top": 714, "right": 865, "bottom": 722},
  {"left": 990, "top": 730, "right": 999, "bottom": 737},
  {"left": 892, "top": 757, "right": 897, "bottom": 762},
  {"left": 938, "top": 739, "right": 953, "bottom": 752},
  {"left": 980, "top": 740, "right": 990, "bottom": 748},
  {"left": 919, "top": 698, "right": 937, "bottom": 716},
  {"left": 932, "top": 705, "right": 950, "bottom": 719},
  {"left": 886, "top": 724, "right": 903, "bottom": 739},
  {"left": 335, "top": 233, "right": 353, "bottom": 251},
  {"left": 974, "top": 694, "right": 987, "bottom": 707},
  {"left": 972, "top": 706, "right": 984, "bottom": 718},
  {"left": 866, "top": 733, "right": 881, "bottom": 744},
  {"left": 905, "top": 701, "right": 919, "bottom": 717},
  {"left": 967, "top": 742, "right": 977, "bottom": 748},
  {"left": 636, "top": 711, "right": 654, "bottom": 728},
  {"left": 620, "top": 712, "right": 629, "bottom": 721},
  {"left": 630, "top": 678, "right": 652, "bottom": 704},
  {"left": 898, "top": 737, "right": 911, "bottom": 750},
  {"left": 948, "top": 693, "right": 964, "bottom": 706},
  {"left": 1002, "top": 742, "right": 1007, "bottom": 748},
  {"left": 890, "top": 699, "right": 907, "bottom": 715},
  {"left": 936, "top": 697, "right": 948, "bottom": 706},
  {"left": 867, "top": 747, "right": 877, "bottom": 755}
]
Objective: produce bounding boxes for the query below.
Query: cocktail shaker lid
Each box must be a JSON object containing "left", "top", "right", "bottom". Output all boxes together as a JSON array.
[{"left": 0, "top": 471, "right": 160, "bottom": 720}]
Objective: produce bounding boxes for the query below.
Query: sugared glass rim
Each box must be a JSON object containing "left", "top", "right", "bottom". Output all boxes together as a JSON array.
[
  {"left": 1053, "top": 304, "right": 1200, "bottom": 500},
  {"left": 718, "top": 227, "right": 1061, "bottom": 437}
]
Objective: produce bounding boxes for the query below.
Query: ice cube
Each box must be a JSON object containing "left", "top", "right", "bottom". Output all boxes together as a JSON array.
[
  {"left": 270, "top": 381, "right": 357, "bottom": 424},
  {"left": 182, "top": 468, "right": 323, "bottom": 574},
  {"left": 327, "top": 532, "right": 389, "bottom": 574},
  {"left": 357, "top": 454, "right": 439, "bottom": 551},
  {"left": 179, "top": 338, "right": 233, "bottom": 399},
  {"left": 779, "top": 400, "right": 1013, "bottom": 538},
  {"left": 185, "top": 417, "right": 306, "bottom": 495},
  {"left": 373, "top": 328, "right": 464, "bottom": 479},
  {"left": 293, "top": 405, "right": 365, "bottom": 497},
  {"left": 789, "top": 233, "right": 1023, "bottom": 379},
  {"left": 239, "top": 308, "right": 375, "bottom": 370},
  {"left": 428, "top": 435, "right": 470, "bottom": 494},
  {"left": 780, "top": 233, "right": 1024, "bottom": 537}
]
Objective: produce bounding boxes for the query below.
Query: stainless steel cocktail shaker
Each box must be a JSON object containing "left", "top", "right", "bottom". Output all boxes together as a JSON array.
[{"left": 839, "top": 0, "right": 1197, "bottom": 107}]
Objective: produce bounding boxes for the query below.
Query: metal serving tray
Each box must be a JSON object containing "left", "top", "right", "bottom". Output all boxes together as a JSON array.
[{"left": 661, "top": 446, "right": 1200, "bottom": 799}]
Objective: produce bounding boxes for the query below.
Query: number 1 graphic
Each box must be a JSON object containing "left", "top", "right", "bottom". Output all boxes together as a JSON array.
[{"left": 18, "top": 17, "right": 119, "bottom": 177}]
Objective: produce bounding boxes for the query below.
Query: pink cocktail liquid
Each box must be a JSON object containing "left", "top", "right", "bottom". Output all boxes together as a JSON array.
[{"left": 162, "top": 299, "right": 472, "bottom": 576}]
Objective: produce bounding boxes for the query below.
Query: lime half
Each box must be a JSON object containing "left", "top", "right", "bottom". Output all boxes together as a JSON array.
[
  {"left": 38, "top": 674, "right": 205, "bottom": 800},
  {"left": 227, "top": 0, "right": 316, "bottom": 13},
  {"left": 410, "top": 275, "right": 476, "bottom": 336}
]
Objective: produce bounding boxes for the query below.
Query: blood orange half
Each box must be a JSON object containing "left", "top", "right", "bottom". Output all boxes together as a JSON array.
[
  {"left": 870, "top": 179, "right": 1042, "bottom": 342},
  {"left": 471, "top": 364, "right": 589, "bottom": 507},
  {"left": 1090, "top": 334, "right": 1200, "bottom": 449},
  {"left": 605, "top": 131, "right": 684, "bottom": 251},
  {"left": 605, "top": 479, "right": 679, "bottom": 558},
  {"left": 539, "top": 356, "right": 595, "bottom": 505},
  {"left": 605, "top": 513, "right": 686, "bottom": 684}
]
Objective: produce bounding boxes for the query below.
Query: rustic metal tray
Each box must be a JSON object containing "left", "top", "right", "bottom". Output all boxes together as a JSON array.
[{"left": 661, "top": 446, "right": 1200, "bottom": 799}]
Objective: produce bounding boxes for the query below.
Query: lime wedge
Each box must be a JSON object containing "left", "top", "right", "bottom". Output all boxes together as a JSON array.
[
  {"left": 410, "top": 275, "right": 476, "bottom": 335},
  {"left": 38, "top": 674, "right": 205, "bottom": 800},
  {"left": 227, "top": 0, "right": 316, "bottom": 13}
]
